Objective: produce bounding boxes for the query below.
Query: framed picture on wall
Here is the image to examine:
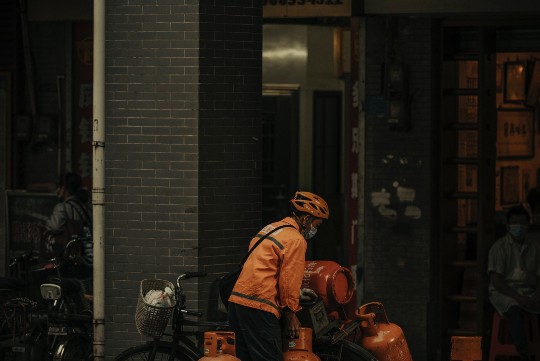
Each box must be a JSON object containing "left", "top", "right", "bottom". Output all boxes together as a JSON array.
[
  {"left": 504, "top": 61, "right": 528, "bottom": 103},
  {"left": 497, "top": 109, "right": 534, "bottom": 159},
  {"left": 527, "top": 59, "right": 540, "bottom": 107},
  {"left": 501, "top": 166, "right": 521, "bottom": 206}
]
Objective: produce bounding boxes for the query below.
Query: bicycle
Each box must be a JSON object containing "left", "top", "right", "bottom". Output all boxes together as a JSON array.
[
  {"left": 0, "top": 237, "right": 94, "bottom": 361},
  {"left": 0, "top": 251, "right": 48, "bottom": 361},
  {"left": 115, "top": 271, "right": 228, "bottom": 361}
]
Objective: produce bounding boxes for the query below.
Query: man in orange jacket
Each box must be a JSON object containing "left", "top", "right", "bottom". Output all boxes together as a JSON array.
[{"left": 228, "top": 191, "right": 329, "bottom": 361}]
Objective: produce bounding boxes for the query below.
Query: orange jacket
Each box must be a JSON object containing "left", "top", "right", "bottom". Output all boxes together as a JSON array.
[{"left": 228, "top": 217, "right": 306, "bottom": 319}]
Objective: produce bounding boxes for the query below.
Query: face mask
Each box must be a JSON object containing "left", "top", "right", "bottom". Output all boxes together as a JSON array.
[
  {"left": 508, "top": 225, "right": 527, "bottom": 239},
  {"left": 303, "top": 224, "right": 318, "bottom": 240}
]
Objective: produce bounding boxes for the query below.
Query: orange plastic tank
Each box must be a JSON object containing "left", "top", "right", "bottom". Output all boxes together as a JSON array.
[
  {"left": 199, "top": 331, "right": 240, "bottom": 361},
  {"left": 355, "top": 302, "right": 413, "bottom": 361},
  {"left": 302, "top": 260, "right": 354, "bottom": 310},
  {"left": 283, "top": 327, "right": 321, "bottom": 361}
]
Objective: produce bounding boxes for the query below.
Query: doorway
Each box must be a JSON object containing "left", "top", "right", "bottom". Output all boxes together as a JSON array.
[
  {"left": 312, "top": 90, "right": 344, "bottom": 263},
  {"left": 262, "top": 86, "right": 300, "bottom": 226}
]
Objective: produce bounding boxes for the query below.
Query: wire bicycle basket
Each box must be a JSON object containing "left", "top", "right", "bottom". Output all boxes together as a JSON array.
[{"left": 135, "top": 279, "right": 176, "bottom": 337}]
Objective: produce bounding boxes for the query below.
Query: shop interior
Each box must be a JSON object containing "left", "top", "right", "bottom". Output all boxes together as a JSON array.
[{"left": 440, "top": 31, "right": 540, "bottom": 340}]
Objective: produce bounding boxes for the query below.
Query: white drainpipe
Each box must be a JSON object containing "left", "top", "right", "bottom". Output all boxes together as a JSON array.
[{"left": 93, "top": 0, "right": 106, "bottom": 360}]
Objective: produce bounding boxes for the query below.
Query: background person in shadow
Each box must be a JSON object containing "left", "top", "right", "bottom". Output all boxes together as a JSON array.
[
  {"left": 43, "top": 173, "right": 92, "bottom": 275},
  {"left": 488, "top": 205, "right": 540, "bottom": 361}
]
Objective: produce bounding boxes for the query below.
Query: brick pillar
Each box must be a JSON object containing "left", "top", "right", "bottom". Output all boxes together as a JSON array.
[
  {"left": 364, "top": 17, "right": 436, "bottom": 361},
  {"left": 197, "top": 3, "right": 263, "bottom": 320},
  {"left": 104, "top": 1, "right": 262, "bottom": 357}
]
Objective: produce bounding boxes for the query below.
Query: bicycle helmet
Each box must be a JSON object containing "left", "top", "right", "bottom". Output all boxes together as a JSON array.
[{"left": 290, "top": 191, "right": 329, "bottom": 219}]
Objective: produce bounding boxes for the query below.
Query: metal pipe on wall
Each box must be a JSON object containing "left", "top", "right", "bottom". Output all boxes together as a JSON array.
[{"left": 92, "top": 0, "right": 105, "bottom": 360}]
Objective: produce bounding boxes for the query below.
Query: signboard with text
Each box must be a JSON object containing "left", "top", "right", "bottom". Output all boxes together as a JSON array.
[
  {"left": 263, "top": 0, "right": 358, "bottom": 18},
  {"left": 7, "top": 191, "right": 58, "bottom": 252},
  {"left": 72, "top": 21, "right": 93, "bottom": 190}
]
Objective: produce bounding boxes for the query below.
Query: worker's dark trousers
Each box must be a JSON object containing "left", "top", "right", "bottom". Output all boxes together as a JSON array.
[
  {"left": 228, "top": 302, "right": 282, "bottom": 361},
  {"left": 503, "top": 306, "right": 531, "bottom": 361}
]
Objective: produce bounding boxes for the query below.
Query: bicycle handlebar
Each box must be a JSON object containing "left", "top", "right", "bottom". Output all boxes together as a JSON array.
[
  {"left": 183, "top": 271, "right": 207, "bottom": 280},
  {"left": 9, "top": 250, "right": 39, "bottom": 268},
  {"left": 176, "top": 271, "right": 207, "bottom": 286},
  {"left": 181, "top": 309, "right": 203, "bottom": 317}
]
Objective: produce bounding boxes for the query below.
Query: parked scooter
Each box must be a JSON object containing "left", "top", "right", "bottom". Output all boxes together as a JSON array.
[{"left": 38, "top": 237, "right": 93, "bottom": 361}]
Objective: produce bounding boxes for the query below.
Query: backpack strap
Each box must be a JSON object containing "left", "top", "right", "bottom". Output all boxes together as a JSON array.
[
  {"left": 240, "top": 224, "right": 295, "bottom": 265},
  {"left": 65, "top": 198, "right": 92, "bottom": 227}
]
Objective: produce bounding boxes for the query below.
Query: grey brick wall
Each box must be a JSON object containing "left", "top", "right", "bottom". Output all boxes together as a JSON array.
[
  {"left": 197, "top": 2, "right": 263, "bottom": 321},
  {"left": 104, "top": 1, "right": 262, "bottom": 357},
  {"left": 363, "top": 17, "right": 436, "bottom": 361}
]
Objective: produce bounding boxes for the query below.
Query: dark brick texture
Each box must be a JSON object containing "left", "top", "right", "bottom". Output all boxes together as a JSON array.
[
  {"left": 363, "top": 16, "right": 437, "bottom": 361},
  {"left": 104, "top": 1, "right": 262, "bottom": 358}
]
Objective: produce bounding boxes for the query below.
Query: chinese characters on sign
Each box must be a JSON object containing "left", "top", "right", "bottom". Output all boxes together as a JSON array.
[
  {"left": 497, "top": 110, "right": 534, "bottom": 158},
  {"left": 345, "top": 18, "right": 360, "bottom": 312},
  {"left": 73, "top": 22, "right": 93, "bottom": 189}
]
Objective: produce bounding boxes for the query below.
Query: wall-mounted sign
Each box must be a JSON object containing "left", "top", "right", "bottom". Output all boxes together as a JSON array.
[
  {"left": 497, "top": 109, "right": 534, "bottom": 159},
  {"left": 263, "top": 0, "right": 359, "bottom": 18}
]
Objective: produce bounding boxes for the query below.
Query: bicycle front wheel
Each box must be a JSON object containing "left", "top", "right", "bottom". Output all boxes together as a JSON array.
[
  {"left": 115, "top": 344, "right": 199, "bottom": 361},
  {"left": 53, "top": 333, "right": 93, "bottom": 361}
]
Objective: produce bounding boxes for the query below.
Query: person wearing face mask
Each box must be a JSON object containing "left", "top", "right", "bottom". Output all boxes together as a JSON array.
[
  {"left": 488, "top": 205, "right": 540, "bottom": 361},
  {"left": 227, "top": 191, "right": 329, "bottom": 361}
]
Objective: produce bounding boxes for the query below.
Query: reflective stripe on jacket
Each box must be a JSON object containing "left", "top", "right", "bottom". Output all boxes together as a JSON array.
[{"left": 228, "top": 217, "right": 306, "bottom": 319}]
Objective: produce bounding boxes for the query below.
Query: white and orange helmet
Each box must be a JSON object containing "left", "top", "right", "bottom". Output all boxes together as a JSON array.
[{"left": 290, "top": 191, "right": 329, "bottom": 219}]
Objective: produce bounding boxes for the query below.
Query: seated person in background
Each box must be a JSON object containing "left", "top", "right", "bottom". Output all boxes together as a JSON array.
[
  {"left": 488, "top": 205, "right": 540, "bottom": 361},
  {"left": 43, "top": 173, "right": 92, "bottom": 265}
]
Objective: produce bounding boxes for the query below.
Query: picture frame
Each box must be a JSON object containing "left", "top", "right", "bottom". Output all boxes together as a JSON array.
[
  {"left": 496, "top": 109, "right": 534, "bottom": 159},
  {"left": 504, "top": 61, "right": 528, "bottom": 103},
  {"left": 500, "top": 166, "right": 520, "bottom": 206},
  {"left": 522, "top": 168, "right": 531, "bottom": 204},
  {"left": 496, "top": 63, "right": 503, "bottom": 94},
  {"left": 526, "top": 59, "right": 540, "bottom": 108}
]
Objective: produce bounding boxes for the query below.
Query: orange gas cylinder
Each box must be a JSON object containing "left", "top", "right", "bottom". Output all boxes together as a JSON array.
[
  {"left": 302, "top": 261, "right": 354, "bottom": 310},
  {"left": 199, "top": 331, "right": 240, "bottom": 361},
  {"left": 283, "top": 327, "right": 321, "bottom": 361},
  {"left": 355, "top": 302, "right": 413, "bottom": 361}
]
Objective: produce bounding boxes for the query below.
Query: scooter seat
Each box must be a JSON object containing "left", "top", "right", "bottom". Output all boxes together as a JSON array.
[{"left": 46, "top": 276, "right": 82, "bottom": 293}]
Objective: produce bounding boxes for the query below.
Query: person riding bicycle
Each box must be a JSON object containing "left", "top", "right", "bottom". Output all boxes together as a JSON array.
[{"left": 227, "top": 191, "right": 329, "bottom": 361}]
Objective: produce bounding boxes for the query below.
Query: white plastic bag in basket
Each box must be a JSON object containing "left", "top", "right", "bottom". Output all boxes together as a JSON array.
[{"left": 144, "top": 287, "right": 174, "bottom": 307}]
